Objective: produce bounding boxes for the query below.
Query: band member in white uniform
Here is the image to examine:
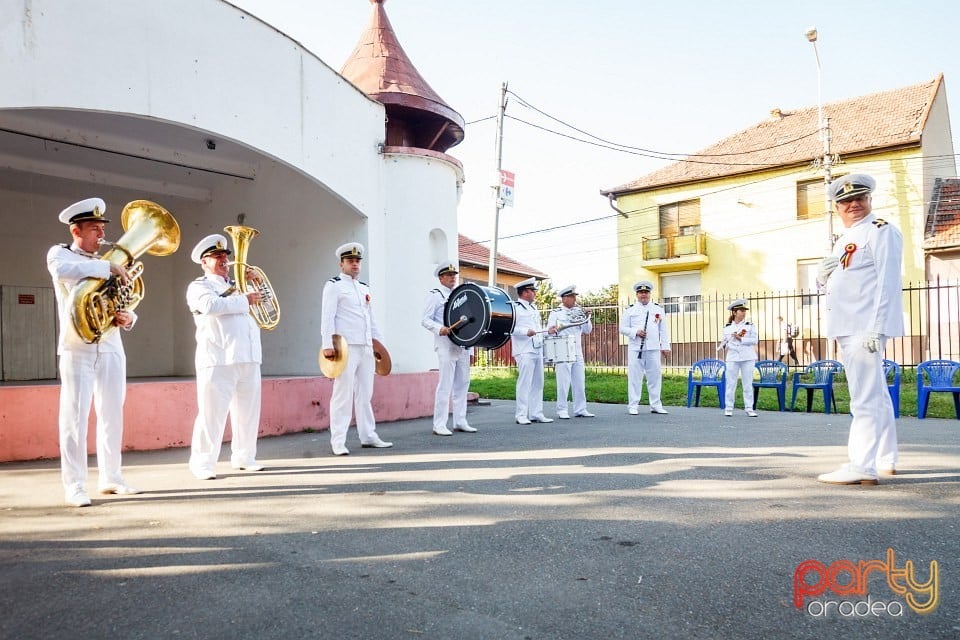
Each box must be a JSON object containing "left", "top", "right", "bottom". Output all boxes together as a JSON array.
[
  {"left": 720, "top": 298, "right": 758, "bottom": 417},
  {"left": 47, "top": 198, "right": 141, "bottom": 507},
  {"left": 619, "top": 280, "right": 671, "bottom": 415},
  {"left": 510, "top": 277, "right": 553, "bottom": 425},
  {"left": 186, "top": 234, "right": 264, "bottom": 480},
  {"left": 816, "top": 173, "right": 904, "bottom": 486},
  {"left": 421, "top": 263, "right": 476, "bottom": 436},
  {"left": 547, "top": 285, "right": 594, "bottom": 419},
  {"left": 321, "top": 242, "right": 393, "bottom": 455}
]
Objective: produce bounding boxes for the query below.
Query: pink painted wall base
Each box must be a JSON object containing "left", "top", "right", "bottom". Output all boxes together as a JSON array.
[{"left": 0, "top": 372, "right": 437, "bottom": 462}]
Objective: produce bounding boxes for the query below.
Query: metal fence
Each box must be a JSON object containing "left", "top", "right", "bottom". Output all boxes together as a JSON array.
[{"left": 473, "top": 279, "right": 960, "bottom": 373}]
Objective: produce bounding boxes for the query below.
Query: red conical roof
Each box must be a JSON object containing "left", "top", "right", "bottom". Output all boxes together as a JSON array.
[{"left": 341, "top": 0, "right": 464, "bottom": 152}]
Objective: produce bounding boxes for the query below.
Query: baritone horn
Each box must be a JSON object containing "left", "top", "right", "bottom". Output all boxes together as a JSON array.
[
  {"left": 68, "top": 200, "right": 180, "bottom": 343},
  {"left": 224, "top": 225, "right": 280, "bottom": 330}
]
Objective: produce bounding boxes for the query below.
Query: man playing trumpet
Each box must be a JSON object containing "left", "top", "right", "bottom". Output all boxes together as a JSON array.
[
  {"left": 47, "top": 198, "right": 140, "bottom": 507},
  {"left": 547, "top": 285, "right": 594, "bottom": 419},
  {"left": 421, "top": 263, "right": 476, "bottom": 436}
]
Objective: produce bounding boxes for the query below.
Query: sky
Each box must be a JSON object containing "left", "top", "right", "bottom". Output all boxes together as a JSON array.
[{"left": 231, "top": 0, "right": 960, "bottom": 294}]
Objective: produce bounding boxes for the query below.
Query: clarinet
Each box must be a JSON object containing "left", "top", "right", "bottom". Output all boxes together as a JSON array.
[{"left": 637, "top": 310, "right": 650, "bottom": 359}]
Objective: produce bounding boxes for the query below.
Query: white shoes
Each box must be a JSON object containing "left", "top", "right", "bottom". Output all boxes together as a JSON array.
[
  {"left": 331, "top": 444, "right": 350, "bottom": 456},
  {"left": 650, "top": 408, "right": 669, "bottom": 414},
  {"left": 516, "top": 417, "right": 532, "bottom": 425},
  {"left": 361, "top": 438, "right": 393, "bottom": 448},
  {"left": 433, "top": 426, "right": 454, "bottom": 436},
  {"left": 724, "top": 409, "right": 733, "bottom": 417},
  {"left": 628, "top": 407, "right": 639, "bottom": 415},
  {"left": 557, "top": 411, "right": 570, "bottom": 420},
  {"left": 746, "top": 410, "right": 758, "bottom": 418},
  {"left": 98, "top": 482, "right": 142, "bottom": 495},
  {"left": 191, "top": 467, "right": 217, "bottom": 480},
  {"left": 575, "top": 411, "right": 596, "bottom": 418},
  {"left": 453, "top": 424, "right": 477, "bottom": 433},
  {"left": 530, "top": 416, "right": 554, "bottom": 423},
  {"left": 65, "top": 486, "right": 91, "bottom": 507},
  {"left": 817, "top": 464, "right": 879, "bottom": 486},
  {"left": 231, "top": 461, "right": 265, "bottom": 471}
]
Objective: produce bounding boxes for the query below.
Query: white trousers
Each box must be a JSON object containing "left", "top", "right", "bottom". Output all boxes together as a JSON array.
[
  {"left": 58, "top": 350, "right": 127, "bottom": 492},
  {"left": 330, "top": 344, "right": 379, "bottom": 447},
  {"left": 190, "top": 362, "right": 262, "bottom": 473},
  {"left": 628, "top": 350, "right": 664, "bottom": 411},
  {"left": 837, "top": 335, "right": 897, "bottom": 474},
  {"left": 433, "top": 347, "right": 471, "bottom": 430},
  {"left": 724, "top": 359, "right": 756, "bottom": 411},
  {"left": 514, "top": 352, "right": 545, "bottom": 420},
  {"left": 555, "top": 359, "right": 587, "bottom": 414}
]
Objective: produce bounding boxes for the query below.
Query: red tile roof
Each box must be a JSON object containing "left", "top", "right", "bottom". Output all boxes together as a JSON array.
[
  {"left": 603, "top": 76, "right": 943, "bottom": 195},
  {"left": 926, "top": 178, "right": 960, "bottom": 249},
  {"left": 458, "top": 234, "right": 548, "bottom": 278}
]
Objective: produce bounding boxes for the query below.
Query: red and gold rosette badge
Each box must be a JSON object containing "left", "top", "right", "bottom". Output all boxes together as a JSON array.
[
  {"left": 737, "top": 328, "right": 747, "bottom": 338},
  {"left": 839, "top": 243, "right": 857, "bottom": 269},
  {"left": 365, "top": 294, "right": 371, "bottom": 303},
  {"left": 654, "top": 313, "right": 661, "bottom": 324}
]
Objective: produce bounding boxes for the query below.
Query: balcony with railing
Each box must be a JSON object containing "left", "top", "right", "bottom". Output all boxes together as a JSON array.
[{"left": 640, "top": 232, "right": 709, "bottom": 271}]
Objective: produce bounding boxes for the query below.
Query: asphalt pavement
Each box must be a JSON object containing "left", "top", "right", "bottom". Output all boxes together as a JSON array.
[{"left": 1, "top": 401, "right": 958, "bottom": 639}]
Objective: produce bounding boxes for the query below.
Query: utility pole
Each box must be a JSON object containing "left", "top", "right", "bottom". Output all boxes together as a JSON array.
[
  {"left": 488, "top": 81, "right": 508, "bottom": 287},
  {"left": 805, "top": 28, "right": 834, "bottom": 251}
]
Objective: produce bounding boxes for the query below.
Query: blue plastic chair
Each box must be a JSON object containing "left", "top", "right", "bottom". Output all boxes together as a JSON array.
[
  {"left": 882, "top": 359, "right": 901, "bottom": 418},
  {"left": 917, "top": 359, "right": 960, "bottom": 419},
  {"left": 789, "top": 360, "right": 843, "bottom": 413},
  {"left": 753, "top": 360, "right": 788, "bottom": 411},
  {"left": 686, "top": 359, "right": 726, "bottom": 408}
]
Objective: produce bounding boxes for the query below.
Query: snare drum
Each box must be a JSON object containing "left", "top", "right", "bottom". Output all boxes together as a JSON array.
[
  {"left": 443, "top": 283, "right": 516, "bottom": 349},
  {"left": 543, "top": 335, "right": 578, "bottom": 364}
]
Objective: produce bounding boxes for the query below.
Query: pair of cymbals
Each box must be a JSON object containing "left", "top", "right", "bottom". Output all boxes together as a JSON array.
[{"left": 318, "top": 335, "right": 392, "bottom": 378}]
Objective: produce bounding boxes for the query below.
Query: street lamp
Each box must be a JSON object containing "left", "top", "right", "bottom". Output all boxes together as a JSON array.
[{"left": 805, "top": 27, "right": 834, "bottom": 251}]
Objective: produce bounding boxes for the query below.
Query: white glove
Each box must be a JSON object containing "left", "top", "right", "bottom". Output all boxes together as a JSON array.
[
  {"left": 862, "top": 332, "right": 882, "bottom": 353},
  {"left": 816, "top": 256, "right": 839, "bottom": 286}
]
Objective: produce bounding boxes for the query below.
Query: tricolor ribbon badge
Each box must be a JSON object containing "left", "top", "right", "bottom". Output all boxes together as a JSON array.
[{"left": 839, "top": 243, "right": 857, "bottom": 269}]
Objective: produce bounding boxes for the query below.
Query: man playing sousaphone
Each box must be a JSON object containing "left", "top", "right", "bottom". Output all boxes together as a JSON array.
[
  {"left": 321, "top": 242, "right": 393, "bottom": 455},
  {"left": 186, "top": 234, "right": 265, "bottom": 479}
]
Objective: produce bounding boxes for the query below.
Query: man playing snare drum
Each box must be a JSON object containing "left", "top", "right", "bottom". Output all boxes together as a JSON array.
[{"left": 547, "top": 285, "right": 594, "bottom": 419}]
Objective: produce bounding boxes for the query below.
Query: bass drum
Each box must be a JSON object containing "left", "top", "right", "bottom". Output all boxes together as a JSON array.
[{"left": 443, "top": 283, "right": 516, "bottom": 349}]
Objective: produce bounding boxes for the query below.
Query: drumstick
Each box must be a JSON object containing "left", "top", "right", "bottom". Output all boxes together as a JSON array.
[{"left": 448, "top": 315, "right": 469, "bottom": 331}]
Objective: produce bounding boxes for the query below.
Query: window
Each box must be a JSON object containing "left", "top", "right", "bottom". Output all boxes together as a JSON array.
[
  {"left": 659, "top": 199, "right": 701, "bottom": 237},
  {"left": 661, "top": 272, "right": 701, "bottom": 313},
  {"left": 797, "top": 259, "right": 820, "bottom": 306},
  {"left": 797, "top": 179, "right": 827, "bottom": 220}
]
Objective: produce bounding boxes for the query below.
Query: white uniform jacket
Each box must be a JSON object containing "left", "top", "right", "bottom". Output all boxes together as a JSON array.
[
  {"left": 546, "top": 306, "right": 593, "bottom": 359},
  {"left": 619, "top": 302, "right": 669, "bottom": 352},
  {"left": 722, "top": 320, "right": 758, "bottom": 362},
  {"left": 421, "top": 286, "right": 471, "bottom": 356},
  {"left": 46, "top": 243, "right": 137, "bottom": 354},
  {"left": 823, "top": 213, "right": 904, "bottom": 339},
  {"left": 510, "top": 300, "right": 543, "bottom": 355},
  {"left": 321, "top": 274, "right": 384, "bottom": 348},
  {"left": 186, "top": 274, "right": 262, "bottom": 368}
]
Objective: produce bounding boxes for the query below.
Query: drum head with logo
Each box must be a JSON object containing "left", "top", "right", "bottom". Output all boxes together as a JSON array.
[{"left": 443, "top": 283, "right": 515, "bottom": 349}]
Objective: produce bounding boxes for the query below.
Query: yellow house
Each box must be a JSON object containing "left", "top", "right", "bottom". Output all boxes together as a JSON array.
[{"left": 602, "top": 75, "right": 956, "bottom": 310}]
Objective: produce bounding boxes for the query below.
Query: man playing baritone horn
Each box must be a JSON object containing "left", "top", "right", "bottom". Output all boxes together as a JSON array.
[
  {"left": 421, "top": 263, "right": 476, "bottom": 436},
  {"left": 186, "top": 234, "right": 265, "bottom": 480},
  {"left": 47, "top": 198, "right": 140, "bottom": 507},
  {"left": 547, "top": 285, "right": 594, "bottom": 419},
  {"left": 511, "top": 277, "right": 554, "bottom": 425}
]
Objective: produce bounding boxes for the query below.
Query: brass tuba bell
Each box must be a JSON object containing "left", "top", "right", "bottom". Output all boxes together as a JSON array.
[
  {"left": 224, "top": 225, "right": 280, "bottom": 330},
  {"left": 68, "top": 200, "right": 181, "bottom": 343}
]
